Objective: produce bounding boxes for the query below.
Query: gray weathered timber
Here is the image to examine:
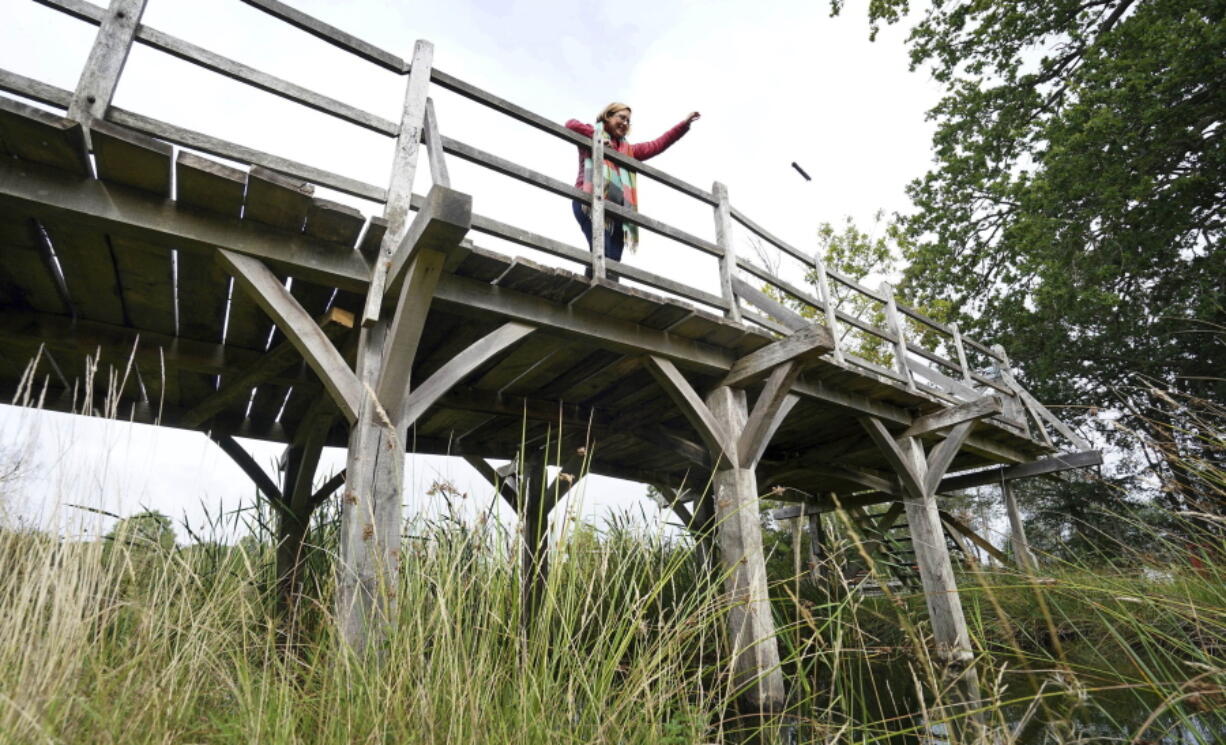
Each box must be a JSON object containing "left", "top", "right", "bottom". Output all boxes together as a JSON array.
[
  {"left": 645, "top": 355, "right": 731, "bottom": 464},
  {"left": 423, "top": 98, "right": 450, "bottom": 188},
  {"left": 133, "top": 23, "right": 397, "bottom": 136},
  {"left": 880, "top": 282, "right": 917, "bottom": 392},
  {"left": 737, "top": 361, "right": 800, "bottom": 469},
  {"left": 950, "top": 322, "right": 973, "bottom": 384},
  {"left": 1003, "top": 481, "right": 1039, "bottom": 572},
  {"left": 813, "top": 254, "right": 844, "bottom": 364},
  {"left": 239, "top": 0, "right": 406, "bottom": 72},
  {"left": 89, "top": 119, "right": 171, "bottom": 196},
  {"left": 108, "top": 106, "right": 387, "bottom": 202},
  {"left": 705, "top": 384, "right": 785, "bottom": 711},
  {"left": 304, "top": 199, "right": 365, "bottom": 247},
  {"left": 903, "top": 396, "right": 1004, "bottom": 438},
  {"left": 363, "top": 39, "right": 432, "bottom": 327},
  {"left": 730, "top": 276, "right": 808, "bottom": 332},
  {"left": 589, "top": 123, "right": 606, "bottom": 280},
  {"left": 720, "top": 324, "right": 832, "bottom": 389},
  {"left": 442, "top": 135, "right": 586, "bottom": 202},
  {"left": 244, "top": 166, "right": 314, "bottom": 233},
  {"left": 0, "top": 97, "right": 90, "bottom": 176},
  {"left": 337, "top": 321, "right": 401, "bottom": 652},
  {"left": 937, "top": 510, "right": 1011, "bottom": 566},
  {"left": 711, "top": 182, "right": 740, "bottom": 322},
  {"left": 0, "top": 158, "right": 371, "bottom": 291},
  {"left": 604, "top": 201, "right": 724, "bottom": 258},
  {"left": 384, "top": 186, "right": 473, "bottom": 297},
  {"left": 922, "top": 420, "right": 976, "bottom": 496},
  {"left": 400, "top": 322, "right": 536, "bottom": 428},
  {"left": 68, "top": 0, "right": 148, "bottom": 124},
  {"left": 0, "top": 68, "right": 72, "bottom": 109},
  {"left": 174, "top": 151, "right": 245, "bottom": 218},
  {"left": 216, "top": 249, "right": 362, "bottom": 422},
  {"left": 375, "top": 248, "right": 445, "bottom": 425}
]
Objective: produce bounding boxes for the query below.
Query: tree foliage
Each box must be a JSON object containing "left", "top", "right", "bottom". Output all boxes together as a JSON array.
[{"left": 834, "top": 0, "right": 1224, "bottom": 415}]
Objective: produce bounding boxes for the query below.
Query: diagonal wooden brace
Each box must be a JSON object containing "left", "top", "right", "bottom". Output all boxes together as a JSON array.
[
  {"left": 645, "top": 355, "right": 732, "bottom": 465},
  {"left": 903, "top": 395, "right": 1002, "bottom": 438},
  {"left": 737, "top": 360, "right": 801, "bottom": 468},
  {"left": 216, "top": 248, "right": 363, "bottom": 422}
]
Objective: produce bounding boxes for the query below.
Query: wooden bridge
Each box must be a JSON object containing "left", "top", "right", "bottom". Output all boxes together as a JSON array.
[{"left": 0, "top": 0, "right": 1100, "bottom": 712}]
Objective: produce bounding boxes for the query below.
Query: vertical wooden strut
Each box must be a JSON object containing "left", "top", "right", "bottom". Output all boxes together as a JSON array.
[
  {"left": 712, "top": 182, "right": 741, "bottom": 323},
  {"left": 859, "top": 416, "right": 984, "bottom": 713},
  {"left": 589, "top": 122, "right": 607, "bottom": 281},
  {"left": 1003, "top": 480, "right": 1039, "bottom": 572},
  {"left": 69, "top": 0, "right": 150, "bottom": 125}
]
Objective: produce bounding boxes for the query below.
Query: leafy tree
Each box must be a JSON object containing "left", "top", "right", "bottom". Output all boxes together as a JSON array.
[
  {"left": 106, "top": 510, "right": 176, "bottom": 551},
  {"left": 834, "top": 0, "right": 1225, "bottom": 515}
]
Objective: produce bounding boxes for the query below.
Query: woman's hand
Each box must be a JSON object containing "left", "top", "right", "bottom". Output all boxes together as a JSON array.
[{"left": 687, "top": 111, "right": 701, "bottom": 124}]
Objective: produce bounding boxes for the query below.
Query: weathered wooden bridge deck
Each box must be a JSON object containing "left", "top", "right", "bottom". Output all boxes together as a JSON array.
[{"left": 1, "top": 0, "right": 1099, "bottom": 712}]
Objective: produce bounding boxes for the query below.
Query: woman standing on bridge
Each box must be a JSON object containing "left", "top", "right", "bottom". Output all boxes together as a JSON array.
[{"left": 566, "top": 104, "right": 700, "bottom": 264}]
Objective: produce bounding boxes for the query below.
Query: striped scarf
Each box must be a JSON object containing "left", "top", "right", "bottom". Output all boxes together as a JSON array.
[{"left": 580, "top": 130, "right": 639, "bottom": 252}]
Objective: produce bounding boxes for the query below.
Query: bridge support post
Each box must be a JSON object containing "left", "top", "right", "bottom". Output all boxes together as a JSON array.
[
  {"left": 647, "top": 339, "right": 831, "bottom": 711},
  {"left": 860, "top": 417, "right": 985, "bottom": 728}
]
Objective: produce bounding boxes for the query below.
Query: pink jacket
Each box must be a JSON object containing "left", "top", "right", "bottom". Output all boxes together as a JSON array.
[{"left": 564, "top": 117, "right": 692, "bottom": 188}]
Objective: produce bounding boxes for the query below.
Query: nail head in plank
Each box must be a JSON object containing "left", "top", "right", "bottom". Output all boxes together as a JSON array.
[
  {"left": 244, "top": 166, "right": 314, "bottom": 232},
  {"left": 175, "top": 150, "right": 245, "bottom": 218},
  {"left": 89, "top": 119, "right": 172, "bottom": 196},
  {"left": 0, "top": 96, "right": 90, "bottom": 176}
]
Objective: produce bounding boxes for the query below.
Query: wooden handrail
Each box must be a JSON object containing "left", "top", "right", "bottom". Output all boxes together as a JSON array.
[{"left": 20, "top": 0, "right": 1023, "bottom": 410}]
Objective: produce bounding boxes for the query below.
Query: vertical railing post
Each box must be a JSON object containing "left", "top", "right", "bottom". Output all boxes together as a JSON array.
[
  {"left": 711, "top": 181, "right": 741, "bottom": 323},
  {"left": 813, "top": 254, "right": 844, "bottom": 364},
  {"left": 880, "top": 282, "right": 917, "bottom": 391},
  {"left": 68, "top": 0, "right": 150, "bottom": 126},
  {"left": 589, "top": 124, "right": 607, "bottom": 281},
  {"left": 991, "top": 343, "right": 1030, "bottom": 432},
  {"left": 422, "top": 98, "right": 450, "bottom": 188},
  {"left": 950, "top": 321, "right": 972, "bottom": 386}
]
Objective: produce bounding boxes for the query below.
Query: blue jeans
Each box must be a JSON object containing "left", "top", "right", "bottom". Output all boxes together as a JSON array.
[{"left": 573, "top": 200, "right": 625, "bottom": 263}]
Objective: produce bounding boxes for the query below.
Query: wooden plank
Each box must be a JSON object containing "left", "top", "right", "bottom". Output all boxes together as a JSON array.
[
  {"left": 880, "top": 282, "right": 917, "bottom": 392},
  {"left": 67, "top": 0, "right": 148, "bottom": 123},
  {"left": 645, "top": 355, "right": 730, "bottom": 463},
  {"left": 441, "top": 134, "right": 585, "bottom": 202},
  {"left": 0, "top": 96, "right": 90, "bottom": 176},
  {"left": 903, "top": 396, "right": 1003, "bottom": 438},
  {"left": 239, "top": 0, "right": 407, "bottom": 73},
  {"left": 1002, "top": 481, "right": 1039, "bottom": 572},
  {"left": 109, "top": 236, "right": 176, "bottom": 336},
  {"left": 0, "top": 68, "right": 73, "bottom": 110},
  {"left": 813, "top": 254, "right": 845, "bottom": 364},
  {"left": 89, "top": 119, "right": 172, "bottom": 196},
  {"left": 737, "top": 361, "right": 801, "bottom": 468},
  {"left": 304, "top": 198, "right": 365, "bottom": 247},
  {"left": 589, "top": 122, "right": 606, "bottom": 280},
  {"left": 720, "top": 324, "right": 832, "bottom": 388},
  {"left": 243, "top": 166, "right": 314, "bottom": 232},
  {"left": 375, "top": 248, "right": 445, "bottom": 424},
  {"left": 938, "top": 510, "right": 1010, "bottom": 566},
  {"left": 423, "top": 98, "right": 449, "bottom": 188},
  {"left": 174, "top": 150, "right": 245, "bottom": 217},
  {"left": 401, "top": 322, "right": 536, "bottom": 427},
  {"left": 109, "top": 106, "right": 386, "bottom": 202},
  {"left": 938, "top": 450, "right": 1102, "bottom": 493},
  {"left": 217, "top": 248, "right": 361, "bottom": 422},
  {"left": 711, "top": 181, "right": 740, "bottom": 322},
  {"left": 730, "top": 276, "right": 808, "bottom": 332},
  {"left": 40, "top": 222, "right": 126, "bottom": 326},
  {"left": 132, "top": 22, "right": 397, "bottom": 136},
  {"left": 357, "top": 216, "right": 388, "bottom": 261}
]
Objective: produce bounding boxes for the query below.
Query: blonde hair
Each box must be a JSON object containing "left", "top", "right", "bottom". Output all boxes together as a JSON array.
[{"left": 597, "top": 102, "right": 632, "bottom": 135}]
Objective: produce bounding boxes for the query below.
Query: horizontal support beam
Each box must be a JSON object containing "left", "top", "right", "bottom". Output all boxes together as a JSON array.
[
  {"left": 904, "top": 396, "right": 1003, "bottom": 438},
  {"left": 937, "top": 450, "right": 1103, "bottom": 492}
]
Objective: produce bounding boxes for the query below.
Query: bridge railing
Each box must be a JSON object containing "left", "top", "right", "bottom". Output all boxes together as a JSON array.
[{"left": 6, "top": 0, "right": 1084, "bottom": 440}]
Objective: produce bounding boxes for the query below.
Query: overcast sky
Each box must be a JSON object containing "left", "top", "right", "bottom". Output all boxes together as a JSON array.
[{"left": 0, "top": 0, "right": 941, "bottom": 541}]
